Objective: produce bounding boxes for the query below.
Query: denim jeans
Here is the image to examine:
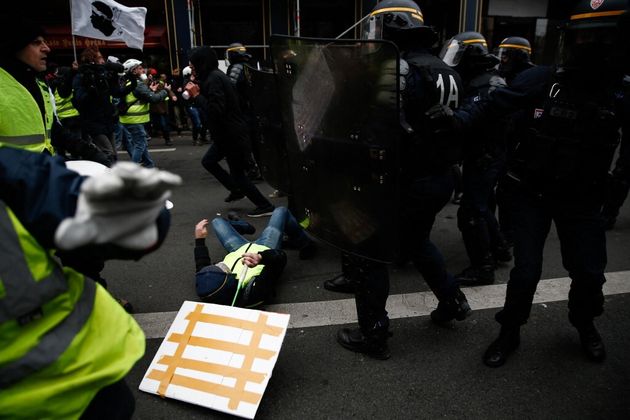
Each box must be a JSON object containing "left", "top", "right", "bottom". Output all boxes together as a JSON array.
[
  {"left": 124, "top": 123, "right": 154, "bottom": 168},
  {"left": 496, "top": 182, "right": 607, "bottom": 327},
  {"left": 212, "top": 207, "right": 308, "bottom": 254},
  {"left": 186, "top": 106, "right": 202, "bottom": 129}
]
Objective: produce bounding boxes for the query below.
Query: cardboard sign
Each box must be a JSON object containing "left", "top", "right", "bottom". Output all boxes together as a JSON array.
[{"left": 139, "top": 301, "right": 290, "bottom": 418}]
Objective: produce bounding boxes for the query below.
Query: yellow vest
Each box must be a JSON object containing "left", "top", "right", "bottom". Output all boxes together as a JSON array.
[
  {"left": 119, "top": 81, "right": 150, "bottom": 125},
  {"left": 0, "top": 202, "right": 145, "bottom": 419},
  {"left": 0, "top": 67, "right": 54, "bottom": 154},
  {"left": 222, "top": 242, "right": 268, "bottom": 287},
  {"left": 54, "top": 89, "right": 79, "bottom": 120}
]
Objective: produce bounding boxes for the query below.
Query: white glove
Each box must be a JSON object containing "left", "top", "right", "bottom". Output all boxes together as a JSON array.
[{"left": 55, "top": 162, "right": 182, "bottom": 250}]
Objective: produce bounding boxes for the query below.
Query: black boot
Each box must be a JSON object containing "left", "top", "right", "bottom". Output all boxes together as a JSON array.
[
  {"left": 324, "top": 274, "right": 357, "bottom": 293},
  {"left": 337, "top": 323, "right": 391, "bottom": 360},
  {"left": 576, "top": 322, "right": 606, "bottom": 362},
  {"left": 430, "top": 288, "right": 472, "bottom": 325},
  {"left": 483, "top": 326, "right": 520, "bottom": 367},
  {"left": 456, "top": 265, "right": 495, "bottom": 286}
]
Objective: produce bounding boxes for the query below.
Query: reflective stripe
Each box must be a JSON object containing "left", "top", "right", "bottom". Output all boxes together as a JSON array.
[
  {"left": 0, "top": 206, "right": 68, "bottom": 323},
  {"left": 125, "top": 111, "right": 150, "bottom": 116},
  {"left": 0, "top": 279, "right": 95, "bottom": 388},
  {"left": 499, "top": 43, "right": 532, "bottom": 52},
  {"left": 570, "top": 10, "right": 625, "bottom": 20},
  {"left": 0, "top": 134, "right": 46, "bottom": 146}
]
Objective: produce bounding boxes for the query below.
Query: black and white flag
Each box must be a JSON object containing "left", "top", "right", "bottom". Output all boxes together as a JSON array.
[{"left": 71, "top": 0, "right": 147, "bottom": 50}]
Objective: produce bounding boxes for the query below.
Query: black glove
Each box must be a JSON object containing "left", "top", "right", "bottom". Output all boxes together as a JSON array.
[{"left": 425, "top": 104, "right": 460, "bottom": 133}]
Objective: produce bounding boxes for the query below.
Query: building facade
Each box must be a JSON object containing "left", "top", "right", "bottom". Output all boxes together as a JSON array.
[{"left": 38, "top": 0, "right": 574, "bottom": 73}]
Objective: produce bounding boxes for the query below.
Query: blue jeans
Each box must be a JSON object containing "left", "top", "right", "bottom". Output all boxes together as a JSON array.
[
  {"left": 124, "top": 123, "right": 154, "bottom": 168},
  {"left": 186, "top": 106, "right": 202, "bottom": 129},
  {"left": 496, "top": 182, "right": 607, "bottom": 327},
  {"left": 211, "top": 207, "right": 308, "bottom": 252}
]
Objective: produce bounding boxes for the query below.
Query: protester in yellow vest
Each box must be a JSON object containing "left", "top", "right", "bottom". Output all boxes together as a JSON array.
[
  {"left": 193, "top": 207, "right": 316, "bottom": 307},
  {"left": 120, "top": 59, "right": 170, "bottom": 167},
  {"left": 0, "top": 146, "right": 180, "bottom": 419},
  {"left": 0, "top": 16, "right": 54, "bottom": 154}
]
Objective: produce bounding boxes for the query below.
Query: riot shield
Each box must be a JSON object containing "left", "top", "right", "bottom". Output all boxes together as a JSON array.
[
  {"left": 246, "top": 65, "right": 291, "bottom": 194},
  {"left": 270, "top": 36, "right": 402, "bottom": 263}
]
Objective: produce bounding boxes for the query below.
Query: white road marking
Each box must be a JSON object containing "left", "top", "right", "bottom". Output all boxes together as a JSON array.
[
  {"left": 117, "top": 148, "right": 176, "bottom": 154},
  {"left": 133, "top": 271, "right": 630, "bottom": 339}
]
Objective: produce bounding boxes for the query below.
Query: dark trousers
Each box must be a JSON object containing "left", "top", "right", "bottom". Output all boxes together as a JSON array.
[
  {"left": 201, "top": 142, "right": 271, "bottom": 208},
  {"left": 402, "top": 171, "right": 458, "bottom": 301},
  {"left": 496, "top": 182, "right": 607, "bottom": 327},
  {"left": 350, "top": 255, "right": 390, "bottom": 333},
  {"left": 80, "top": 379, "right": 135, "bottom": 420},
  {"left": 458, "top": 155, "right": 506, "bottom": 266}
]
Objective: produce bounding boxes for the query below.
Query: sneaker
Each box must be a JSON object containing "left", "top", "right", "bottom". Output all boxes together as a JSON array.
[
  {"left": 225, "top": 191, "right": 245, "bottom": 203},
  {"left": 247, "top": 205, "right": 275, "bottom": 218},
  {"left": 456, "top": 265, "right": 495, "bottom": 286},
  {"left": 430, "top": 288, "right": 472, "bottom": 325},
  {"left": 577, "top": 322, "right": 606, "bottom": 362}
]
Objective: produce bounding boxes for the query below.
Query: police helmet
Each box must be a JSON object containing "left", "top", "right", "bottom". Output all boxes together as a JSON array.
[
  {"left": 361, "top": 0, "right": 436, "bottom": 45},
  {"left": 558, "top": 0, "right": 629, "bottom": 70},
  {"left": 439, "top": 31, "right": 498, "bottom": 69},
  {"left": 123, "top": 58, "right": 142, "bottom": 73},
  {"left": 225, "top": 42, "right": 251, "bottom": 64},
  {"left": 182, "top": 65, "right": 192, "bottom": 77},
  {"left": 497, "top": 36, "right": 533, "bottom": 77}
]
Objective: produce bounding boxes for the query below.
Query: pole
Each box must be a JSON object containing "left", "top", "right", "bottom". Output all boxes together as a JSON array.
[
  {"left": 69, "top": 0, "right": 78, "bottom": 63},
  {"left": 187, "top": 0, "right": 195, "bottom": 48},
  {"left": 164, "top": 0, "right": 174, "bottom": 72},
  {"left": 295, "top": 0, "right": 301, "bottom": 37},
  {"left": 335, "top": 13, "right": 370, "bottom": 39},
  {"left": 170, "top": 0, "right": 180, "bottom": 70}
]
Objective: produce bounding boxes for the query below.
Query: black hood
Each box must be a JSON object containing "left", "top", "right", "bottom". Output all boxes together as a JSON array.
[{"left": 189, "top": 46, "right": 218, "bottom": 79}]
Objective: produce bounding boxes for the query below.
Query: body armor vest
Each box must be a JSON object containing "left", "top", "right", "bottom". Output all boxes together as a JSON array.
[{"left": 509, "top": 75, "right": 620, "bottom": 192}]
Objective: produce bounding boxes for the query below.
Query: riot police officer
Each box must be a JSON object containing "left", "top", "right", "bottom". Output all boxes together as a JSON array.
[
  {"left": 336, "top": 0, "right": 471, "bottom": 360},
  {"left": 439, "top": 32, "right": 512, "bottom": 286},
  {"left": 496, "top": 36, "right": 535, "bottom": 84},
  {"left": 494, "top": 36, "right": 536, "bottom": 248},
  {"left": 429, "top": 0, "right": 629, "bottom": 367}
]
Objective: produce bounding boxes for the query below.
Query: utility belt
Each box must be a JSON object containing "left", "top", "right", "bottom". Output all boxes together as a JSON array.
[{"left": 508, "top": 128, "right": 618, "bottom": 192}]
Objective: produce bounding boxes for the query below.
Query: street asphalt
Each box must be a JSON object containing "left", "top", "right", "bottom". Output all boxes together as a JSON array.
[{"left": 103, "top": 133, "right": 630, "bottom": 419}]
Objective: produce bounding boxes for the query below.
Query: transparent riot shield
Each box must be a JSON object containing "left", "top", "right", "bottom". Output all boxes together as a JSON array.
[
  {"left": 246, "top": 65, "right": 291, "bottom": 194},
  {"left": 270, "top": 36, "right": 402, "bottom": 263}
]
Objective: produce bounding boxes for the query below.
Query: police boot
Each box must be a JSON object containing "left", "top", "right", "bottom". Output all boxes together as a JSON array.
[
  {"left": 456, "top": 264, "right": 495, "bottom": 286},
  {"left": 336, "top": 321, "right": 391, "bottom": 360},
  {"left": 430, "top": 288, "right": 472, "bottom": 325},
  {"left": 483, "top": 326, "right": 520, "bottom": 367},
  {"left": 323, "top": 274, "right": 357, "bottom": 293},
  {"left": 323, "top": 254, "right": 356, "bottom": 293},
  {"left": 576, "top": 321, "right": 606, "bottom": 362}
]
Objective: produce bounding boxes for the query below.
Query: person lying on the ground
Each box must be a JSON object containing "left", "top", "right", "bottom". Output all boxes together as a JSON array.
[{"left": 194, "top": 206, "right": 316, "bottom": 308}]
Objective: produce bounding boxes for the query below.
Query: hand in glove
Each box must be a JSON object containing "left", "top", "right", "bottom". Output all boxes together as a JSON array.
[
  {"left": 425, "top": 104, "right": 461, "bottom": 134},
  {"left": 54, "top": 162, "right": 182, "bottom": 250}
]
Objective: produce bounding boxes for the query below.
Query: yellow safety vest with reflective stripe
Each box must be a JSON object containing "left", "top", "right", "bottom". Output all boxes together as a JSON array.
[
  {"left": 54, "top": 89, "right": 79, "bottom": 120},
  {"left": 0, "top": 67, "right": 54, "bottom": 154},
  {"left": 221, "top": 243, "right": 268, "bottom": 287},
  {"left": 0, "top": 201, "right": 145, "bottom": 419},
  {"left": 119, "top": 81, "right": 150, "bottom": 124}
]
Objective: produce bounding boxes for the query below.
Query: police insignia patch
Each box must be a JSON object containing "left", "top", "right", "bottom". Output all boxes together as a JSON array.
[
  {"left": 534, "top": 108, "right": 544, "bottom": 119},
  {"left": 590, "top": 0, "right": 604, "bottom": 10}
]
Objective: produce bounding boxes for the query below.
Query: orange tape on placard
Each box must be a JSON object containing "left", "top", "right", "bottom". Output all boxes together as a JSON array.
[{"left": 148, "top": 306, "right": 284, "bottom": 411}]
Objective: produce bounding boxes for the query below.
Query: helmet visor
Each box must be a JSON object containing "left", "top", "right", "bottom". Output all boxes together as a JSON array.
[
  {"left": 440, "top": 39, "right": 466, "bottom": 67},
  {"left": 361, "top": 7, "right": 425, "bottom": 40}
]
